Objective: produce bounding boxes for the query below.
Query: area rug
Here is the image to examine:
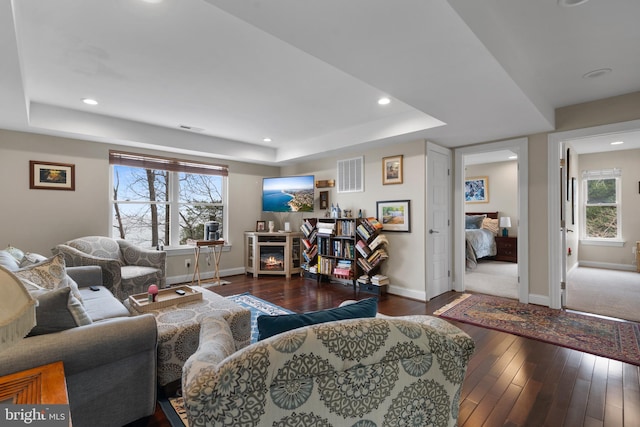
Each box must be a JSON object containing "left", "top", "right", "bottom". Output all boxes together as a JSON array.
[
  {"left": 226, "top": 292, "right": 294, "bottom": 343},
  {"left": 435, "top": 293, "right": 640, "bottom": 366},
  {"left": 160, "top": 293, "right": 293, "bottom": 427}
]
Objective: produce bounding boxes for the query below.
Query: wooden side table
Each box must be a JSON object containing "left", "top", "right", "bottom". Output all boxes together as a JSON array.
[
  {"left": 191, "top": 240, "right": 225, "bottom": 286},
  {"left": 495, "top": 236, "right": 518, "bottom": 263},
  {"left": 0, "top": 361, "right": 71, "bottom": 424}
]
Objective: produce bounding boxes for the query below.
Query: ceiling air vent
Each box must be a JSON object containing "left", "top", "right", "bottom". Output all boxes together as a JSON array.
[{"left": 337, "top": 156, "right": 364, "bottom": 193}]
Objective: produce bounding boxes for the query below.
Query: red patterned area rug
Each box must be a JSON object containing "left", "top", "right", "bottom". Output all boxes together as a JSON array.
[{"left": 435, "top": 293, "right": 640, "bottom": 366}]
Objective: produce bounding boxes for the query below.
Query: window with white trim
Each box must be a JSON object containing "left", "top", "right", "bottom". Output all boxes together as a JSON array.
[
  {"left": 109, "top": 151, "right": 228, "bottom": 247},
  {"left": 581, "top": 168, "right": 621, "bottom": 240}
]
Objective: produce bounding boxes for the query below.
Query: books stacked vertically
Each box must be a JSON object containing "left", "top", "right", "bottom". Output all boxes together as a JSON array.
[
  {"left": 370, "top": 274, "right": 389, "bottom": 285},
  {"left": 336, "top": 220, "right": 355, "bottom": 237}
]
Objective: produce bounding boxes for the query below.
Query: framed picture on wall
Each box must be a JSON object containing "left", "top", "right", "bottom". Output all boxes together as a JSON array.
[
  {"left": 382, "top": 155, "right": 403, "bottom": 185},
  {"left": 464, "top": 176, "right": 489, "bottom": 203},
  {"left": 377, "top": 200, "right": 411, "bottom": 232},
  {"left": 29, "top": 160, "right": 75, "bottom": 191}
]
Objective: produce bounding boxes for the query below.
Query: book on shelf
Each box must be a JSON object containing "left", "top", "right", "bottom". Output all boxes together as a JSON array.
[
  {"left": 355, "top": 239, "right": 371, "bottom": 257},
  {"left": 356, "top": 224, "right": 371, "bottom": 240},
  {"left": 370, "top": 274, "right": 389, "bottom": 285},
  {"left": 357, "top": 274, "right": 371, "bottom": 284},
  {"left": 368, "top": 234, "right": 388, "bottom": 251},
  {"left": 366, "top": 217, "right": 383, "bottom": 230},
  {"left": 316, "top": 221, "right": 335, "bottom": 236}
]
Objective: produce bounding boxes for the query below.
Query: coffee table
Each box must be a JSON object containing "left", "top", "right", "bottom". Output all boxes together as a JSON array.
[{"left": 126, "top": 286, "right": 251, "bottom": 388}]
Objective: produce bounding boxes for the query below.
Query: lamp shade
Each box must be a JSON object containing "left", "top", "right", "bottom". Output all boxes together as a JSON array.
[
  {"left": 0, "top": 266, "right": 36, "bottom": 352},
  {"left": 499, "top": 217, "right": 512, "bottom": 228}
]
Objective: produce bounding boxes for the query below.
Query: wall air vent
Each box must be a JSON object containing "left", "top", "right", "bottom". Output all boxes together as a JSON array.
[
  {"left": 337, "top": 156, "right": 364, "bottom": 193},
  {"left": 178, "top": 124, "right": 205, "bottom": 132}
]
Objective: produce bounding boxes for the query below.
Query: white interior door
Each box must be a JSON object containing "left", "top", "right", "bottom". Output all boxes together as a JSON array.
[{"left": 427, "top": 142, "right": 452, "bottom": 299}]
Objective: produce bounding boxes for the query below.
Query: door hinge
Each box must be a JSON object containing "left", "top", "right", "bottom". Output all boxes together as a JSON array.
[
  {"left": 561, "top": 281, "right": 566, "bottom": 290},
  {"left": 560, "top": 159, "right": 565, "bottom": 167},
  {"left": 448, "top": 270, "right": 451, "bottom": 278},
  {"left": 448, "top": 169, "right": 450, "bottom": 176}
]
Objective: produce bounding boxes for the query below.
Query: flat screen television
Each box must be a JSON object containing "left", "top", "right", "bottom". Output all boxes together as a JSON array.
[{"left": 262, "top": 175, "right": 314, "bottom": 212}]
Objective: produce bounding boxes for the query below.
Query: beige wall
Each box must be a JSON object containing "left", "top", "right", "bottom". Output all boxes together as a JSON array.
[
  {"left": 465, "top": 161, "right": 518, "bottom": 236},
  {"left": 525, "top": 91, "right": 640, "bottom": 297},
  {"left": 0, "top": 129, "right": 279, "bottom": 281},
  {"left": 577, "top": 148, "right": 640, "bottom": 267},
  {"left": 281, "top": 140, "right": 429, "bottom": 301}
]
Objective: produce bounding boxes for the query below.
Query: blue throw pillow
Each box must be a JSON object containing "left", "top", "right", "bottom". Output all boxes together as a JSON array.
[
  {"left": 465, "top": 214, "right": 486, "bottom": 229},
  {"left": 257, "top": 297, "right": 378, "bottom": 341}
]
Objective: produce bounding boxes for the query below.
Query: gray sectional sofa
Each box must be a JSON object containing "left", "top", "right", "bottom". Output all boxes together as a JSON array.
[{"left": 0, "top": 249, "right": 158, "bottom": 427}]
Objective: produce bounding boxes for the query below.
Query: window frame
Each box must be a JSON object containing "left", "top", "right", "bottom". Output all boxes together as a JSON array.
[
  {"left": 580, "top": 168, "right": 622, "bottom": 243},
  {"left": 109, "top": 151, "right": 228, "bottom": 248}
]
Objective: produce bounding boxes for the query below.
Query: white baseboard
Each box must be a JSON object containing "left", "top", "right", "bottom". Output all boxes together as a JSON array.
[
  {"left": 167, "top": 267, "right": 246, "bottom": 286},
  {"left": 388, "top": 285, "right": 426, "bottom": 302},
  {"left": 578, "top": 261, "right": 636, "bottom": 271}
]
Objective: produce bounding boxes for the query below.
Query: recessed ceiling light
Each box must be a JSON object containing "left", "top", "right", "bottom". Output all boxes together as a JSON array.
[
  {"left": 558, "top": 0, "right": 590, "bottom": 7},
  {"left": 82, "top": 98, "right": 98, "bottom": 106},
  {"left": 377, "top": 97, "right": 391, "bottom": 106},
  {"left": 582, "top": 68, "right": 612, "bottom": 79},
  {"left": 141, "top": 0, "right": 163, "bottom": 3},
  {"left": 508, "top": 155, "right": 518, "bottom": 160},
  {"left": 610, "top": 141, "right": 624, "bottom": 146},
  {"left": 263, "top": 138, "right": 272, "bottom": 143}
]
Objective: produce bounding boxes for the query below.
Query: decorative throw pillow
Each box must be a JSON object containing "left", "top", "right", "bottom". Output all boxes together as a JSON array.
[
  {"left": 482, "top": 217, "right": 500, "bottom": 235},
  {"left": 465, "top": 214, "right": 486, "bottom": 229},
  {"left": 28, "top": 287, "right": 92, "bottom": 336},
  {"left": 19, "top": 252, "right": 49, "bottom": 268},
  {"left": 257, "top": 297, "right": 378, "bottom": 341},
  {"left": 14, "top": 253, "right": 84, "bottom": 304},
  {"left": 4, "top": 245, "right": 24, "bottom": 262}
]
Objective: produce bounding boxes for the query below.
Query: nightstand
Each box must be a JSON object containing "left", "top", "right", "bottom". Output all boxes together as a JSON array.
[{"left": 495, "top": 236, "right": 518, "bottom": 262}]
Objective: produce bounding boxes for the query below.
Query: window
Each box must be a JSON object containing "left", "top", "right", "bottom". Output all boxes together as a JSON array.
[
  {"left": 582, "top": 168, "right": 621, "bottom": 240},
  {"left": 110, "top": 151, "right": 228, "bottom": 247}
]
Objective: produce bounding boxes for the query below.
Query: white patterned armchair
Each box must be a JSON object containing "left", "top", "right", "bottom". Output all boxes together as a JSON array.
[
  {"left": 53, "top": 236, "right": 166, "bottom": 301},
  {"left": 182, "top": 314, "right": 475, "bottom": 427}
]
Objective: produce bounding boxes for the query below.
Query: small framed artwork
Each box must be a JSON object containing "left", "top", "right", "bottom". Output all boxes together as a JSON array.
[
  {"left": 464, "top": 176, "right": 489, "bottom": 203},
  {"left": 319, "top": 191, "right": 329, "bottom": 210},
  {"left": 377, "top": 200, "right": 411, "bottom": 232},
  {"left": 571, "top": 177, "right": 577, "bottom": 225},
  {"left": 256, "top": 221, "right": 266, "bottom": 232},
  {"left": 29, "top": 160, "right": 75, "bottom": 191},
  {"left": 382, "top": 155, "right": 403, "bottom": 185}
]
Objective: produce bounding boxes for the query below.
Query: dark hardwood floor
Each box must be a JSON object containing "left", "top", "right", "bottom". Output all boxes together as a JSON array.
[{"left": 142, "top": 274, "right": 640, "bottom": 427}]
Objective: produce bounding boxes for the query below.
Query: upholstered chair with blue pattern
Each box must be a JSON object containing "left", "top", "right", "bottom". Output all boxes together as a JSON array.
[
  {"left": 53, "top": 236, "right": 166, "bottom": 301},
  {"left": 182, "top": 314, "right": 475, "bottom": 427}
]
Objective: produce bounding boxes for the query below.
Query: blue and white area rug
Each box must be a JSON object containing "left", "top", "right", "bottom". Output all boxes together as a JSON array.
[
  {"left": 161, "top": 293, "right": 293, "bottom": 427},
  {"left": 226, "top": 292, "right": 294, "bottom": 343}
]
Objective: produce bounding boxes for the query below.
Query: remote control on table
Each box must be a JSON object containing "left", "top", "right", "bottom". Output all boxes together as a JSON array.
[{"left": 175, "top": 289, "right": 186, "bottom": 295}]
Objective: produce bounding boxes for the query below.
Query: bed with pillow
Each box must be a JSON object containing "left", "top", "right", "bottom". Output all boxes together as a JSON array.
[{"left": 465, "top": 211, "right": 499, "bottom": 269}]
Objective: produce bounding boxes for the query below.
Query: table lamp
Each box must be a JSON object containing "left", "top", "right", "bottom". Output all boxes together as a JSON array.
[
  {"left": 499, "top": 217, "right": 512, "bottom": 237},
  {"left": 0, "top": 266, "right": 36, "bottom": 352}
]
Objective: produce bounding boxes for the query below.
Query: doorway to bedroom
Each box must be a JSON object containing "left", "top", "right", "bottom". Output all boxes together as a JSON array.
[{"left": 454, "top": 138, "right": 529, "bottom": 303}]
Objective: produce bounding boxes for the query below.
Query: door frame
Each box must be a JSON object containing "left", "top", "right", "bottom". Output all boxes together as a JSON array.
[
  {"left": 454, "top": 137, "right": 529, "bottom": 303},
  {"left": 547, "top": 118, "right": 640, "bottom": 309},
  {"left": 426, "top": 141, "right": 452, "bottom": 299}
]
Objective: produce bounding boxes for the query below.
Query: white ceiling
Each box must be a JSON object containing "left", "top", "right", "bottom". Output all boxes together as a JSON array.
[{"left": 1, "top": 0, "right": 639, "bottom": 165}]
